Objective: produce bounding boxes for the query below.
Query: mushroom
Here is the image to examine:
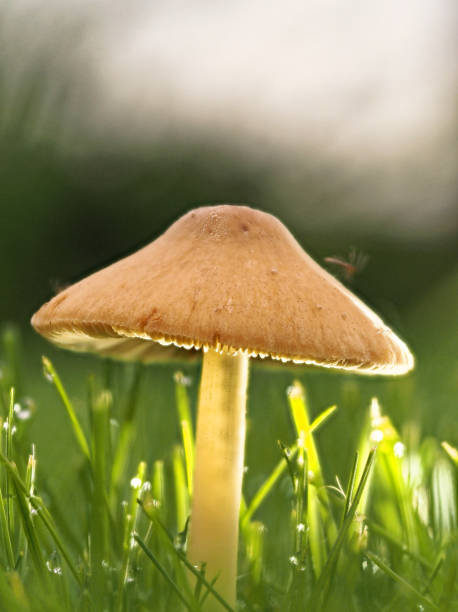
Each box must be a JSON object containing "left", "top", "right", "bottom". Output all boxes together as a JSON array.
[{"left": 31, "top": 205, "right": 414, "bottom": 608}]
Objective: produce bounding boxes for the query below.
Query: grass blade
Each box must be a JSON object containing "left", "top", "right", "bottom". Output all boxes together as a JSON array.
[
  {"left": 242, "top": 401, "right": 336, "bottom": 529},
  {"left": 42, "top": 357, "right": 90, "bottom": 460},
  {"left": 138, "top": 497, "right": 236, "bottom": 611},
  {"left": 0, "top": 414, "right": 15, "bottom": 569},
  {"left": 10, "top": 478, "right": 46, "bottom": 580},
  {"left": 152, "top": 459, "right": 166, "bottom": 518},
  {"left": 90, "top": 390, "right": 111, "bottom": 599},
  {"left": 342, "top": 452, "right": 358, "bottom": 522},
  {"left": 172, "top": 445, "right": 189, "bottom": 532},
  {"left": 134, "top": 534, "right": 197, "bottom": 612},
  {"left": 0, "top": 449, "right": 82, "bottom": 585},
  {"left": 6, "top": 388, "right": 15, "bottom": 540},
  {"left": 287, "top": 381, "right": 337, "bottom": 575},
  {"left": 441, "top": 441, "right": 458, "bottom": 467},
  {"left": 174, "top": 372, "right": 195, "bottom": 496},
  {"left": 111, "top": 364, "right": 143, "bottom": 491},
  {"left": 314, "top": 447, "right": 377, "bottom": 603},
  {"left": 366, "top": 551, "right": 439, "bottom": 610},
  {"left": 241, "top": 445, "right": 298, "bottom": 528}
]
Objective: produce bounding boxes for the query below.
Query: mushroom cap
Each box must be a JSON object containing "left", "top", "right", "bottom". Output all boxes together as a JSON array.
[{"left": 31, "top": 205, "right": 413, "bottom": 374}]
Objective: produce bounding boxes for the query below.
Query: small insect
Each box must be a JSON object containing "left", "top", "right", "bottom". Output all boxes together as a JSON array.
[{"left": 324, "top": 247, "right": 368, "bottom": 282}]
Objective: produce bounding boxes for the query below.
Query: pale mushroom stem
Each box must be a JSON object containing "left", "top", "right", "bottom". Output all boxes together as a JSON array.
[{"left": 188, "top": 348, "right": 249, "bottom": 610}]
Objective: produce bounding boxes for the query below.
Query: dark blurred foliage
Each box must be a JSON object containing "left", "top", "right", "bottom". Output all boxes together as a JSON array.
[
  {"left": 2, "top": 134, "right": 457, "bottom": 328},
  {"left": 0, "top": 6, "right": 457, "bottom": 463}
]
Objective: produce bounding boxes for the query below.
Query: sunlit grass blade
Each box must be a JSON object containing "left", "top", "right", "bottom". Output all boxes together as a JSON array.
[
  {"left": 441, "top": 441, "right": 458, "bottom": 467},
  {"left": 287, "top": 381, "right": 337, "bottom": 575},
  {"left": 370, "top": 398, "right": 420, "bottom": 555},
  {"left": 307, "top": 403, "right": 338, "bottom": 435},
  {"left": 241, "top": 445, "right": 298, "bottom": 529},
  {"left": 172, "top": 445, "right": 189, "bottom": 533},
  {"left": 242, "top": 399, "right": 336, "bottom": 533},
  {"left": 174, "top": 372, "right": 195, "bottom": 496},
  {"left": 42, "top": 357, "right": 90, "bottom": 460},
  {"left": 294, "top": 445, "right": 308, "bottom": 564},
  {"left": 366, "top": 551, "right": 439, "bottom": 610}
]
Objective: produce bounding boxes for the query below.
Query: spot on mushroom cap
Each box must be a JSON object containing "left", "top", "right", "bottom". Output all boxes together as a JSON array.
[{"left": 31, "top": 205, "right": 414, "bottom": 375}]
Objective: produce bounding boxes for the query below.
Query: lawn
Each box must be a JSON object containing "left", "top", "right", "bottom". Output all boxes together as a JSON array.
[{"left": 0, "top": 272, "right": 456, "bottom": 612}]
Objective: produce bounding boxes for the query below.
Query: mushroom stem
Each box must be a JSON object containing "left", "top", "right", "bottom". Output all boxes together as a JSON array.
[{"left": 188, "top": 348, "right": 249, "bottom": 610}]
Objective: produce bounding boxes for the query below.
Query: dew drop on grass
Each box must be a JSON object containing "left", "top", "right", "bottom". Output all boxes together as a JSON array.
[
  {"left": 46, "top": 560, "right": 62, "bottom": 576},
  {"left": 174, "top": 371, "right": 192, "bottom": 386},
  {"left": 393, "top": 441, "right": 405, "bottom": 458},
  {"left": 370, "top": 429, "right": 384, "bottom": 443},
  {"left": 14, "top": 403, "right": 31, "bottom": 420},
  {"left": 287, "top": 382, "right": 304, "bottom": 400},
  {"left": 130, "top": 477, "right": 142, "bottom": 489},
  {"left": 140, "top": 481, "right": 152, "bottom": 494}
]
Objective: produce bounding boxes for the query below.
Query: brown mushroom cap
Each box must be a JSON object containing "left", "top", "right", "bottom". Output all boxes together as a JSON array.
[{"left": 31, "top": 205, "right": 414, "bottom": 374}]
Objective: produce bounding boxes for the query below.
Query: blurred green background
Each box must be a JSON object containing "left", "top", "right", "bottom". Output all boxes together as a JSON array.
[{"left": 0, "top": 0, "right": 457, "bottom": 530}]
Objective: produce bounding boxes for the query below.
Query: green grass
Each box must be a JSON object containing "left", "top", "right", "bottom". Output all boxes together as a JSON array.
[{"left": 0, "top": 326, "right": 456, "bottom": 611}]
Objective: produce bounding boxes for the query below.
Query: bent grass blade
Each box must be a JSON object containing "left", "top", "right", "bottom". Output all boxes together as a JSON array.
[
  {"left": 241, "top": 397, "right": 336, "bottom": 530},
  {"left": 42, "top": 357, "right": 90, "bottom": 460}
]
